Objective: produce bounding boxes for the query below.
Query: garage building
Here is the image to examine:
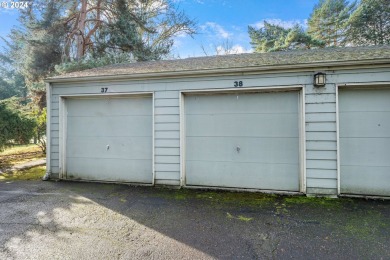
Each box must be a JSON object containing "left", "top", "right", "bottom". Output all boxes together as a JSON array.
[{"left": 45, "top": 45, "right": 390, "bottom": 198}]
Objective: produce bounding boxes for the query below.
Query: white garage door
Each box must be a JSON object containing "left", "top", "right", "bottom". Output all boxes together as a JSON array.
[
  {"left": 184, "top": 91, "right": 300, "bottom": 191},
  {"left": 65, "top": 95, "right": 153, "bottom": 184},
  {"left": 339, "top": 88, "right": 390, "bottom": 196}
]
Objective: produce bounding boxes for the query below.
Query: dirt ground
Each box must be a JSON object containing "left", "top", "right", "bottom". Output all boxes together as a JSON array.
[{"left": 0, "top": 180, "right": 389, "bottom": 260}]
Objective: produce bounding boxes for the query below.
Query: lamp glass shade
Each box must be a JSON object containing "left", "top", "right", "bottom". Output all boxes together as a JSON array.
[{"left": 314, "top": 73, "right": 326, "bottom": 86}]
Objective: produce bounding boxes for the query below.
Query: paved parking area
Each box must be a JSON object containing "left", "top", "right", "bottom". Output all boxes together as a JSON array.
[{"left": 0, "top": 180, "right": 389, "bottom": 259}]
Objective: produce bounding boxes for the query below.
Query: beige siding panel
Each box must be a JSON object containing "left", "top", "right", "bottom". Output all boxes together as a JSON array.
[{"left": 155, "top": 131, "right": 179, "bottom": 139}]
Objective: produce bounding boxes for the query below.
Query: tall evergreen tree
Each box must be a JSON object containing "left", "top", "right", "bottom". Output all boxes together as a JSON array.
[
  {"left": 308, "top": 0, "right": 356, "bottom": 47},
  {"left": 248, "top": 22, "right": 324, "bottom": 53},
  {"left": 346, "top": 0, "right": 390, "bottom": 46}
]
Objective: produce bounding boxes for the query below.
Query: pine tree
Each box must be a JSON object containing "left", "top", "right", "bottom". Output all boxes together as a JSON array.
[
  {"left": 346, "top": 0, "right": 390, "bottom": 46},
  {"left": 308, "top": 0, "right": 356, "bottom": 47},
  {"left": 248, "top": 22, "right": 324, "bottom": 53}
]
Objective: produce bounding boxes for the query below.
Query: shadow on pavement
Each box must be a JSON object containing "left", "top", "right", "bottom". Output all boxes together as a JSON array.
[{"left": 0, "top": 180, "right": 389, "bottom": 259}]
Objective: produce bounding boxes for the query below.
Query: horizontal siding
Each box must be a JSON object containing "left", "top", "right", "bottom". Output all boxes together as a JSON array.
[
  {"left": 306, "top": 141, "right": 336, "bottom": 151},
  {"left": 155, "top": 123, "right": 180, "bottom": 131},
  {"left": 307, "top": 178, "right": 337, "bottom": 189},
  {"left": 307, "top": 159, "right": 337, "bottom": 170},
  {"left": 155, "top": 171, "right": 180, "bottom": 180},
  {"left": 154, "top": 93, "right": 181, "bottom": 182},
  {"left": 305, "top": 83, "right": 337, "bottom": 192},
  {"left": 306, "top": 188, "right": 337, "bottom": 195}
]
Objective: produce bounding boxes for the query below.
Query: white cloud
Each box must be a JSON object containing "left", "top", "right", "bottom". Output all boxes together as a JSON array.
[
  {"left": 215, "top": 44, "right": 251, "bottom": 55},
  {"left": 201, "top": 22, "right": 231, "bottom": 39},
  {"left": 252, "top": 18, "right": 308, "bottom": 29}
]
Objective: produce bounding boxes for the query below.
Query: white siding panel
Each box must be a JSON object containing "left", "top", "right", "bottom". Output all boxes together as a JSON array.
[
  {"left": 307, "top": 150, "right": 337, "bottom": 160},
  {"left": 155, "top": 147, "right": 180, "bottom": 156},
  {"left": 155, "top": 91, "right": 179, "bottom": 99},
  {"left": 155, "top": 131, "right": 179, "bottom": 139},
  {"left": 155, "top": 171, "right": 180, "bottom": 180},
  {"left": 307, "top": 178, "right": 337, "bottom": 189},
  {"left": 306, "top": 141, "right": 336, "bottom": 151},
  {"left": 306, "top": 122, "right": 336, "bottom": 132},
  {"left": 155, "top": 155, "right": 180, "bottom": 164},
  {"left": 155, "top": 123, "right": 180, "bottom": 131},
  {"left": 155, "top": 163, "right": 180, "bottom": 172},
  {"left": 155, "top": 115, "right": 180, "bottom": 123},
  {"left": 306, "top": 113, "right": 336, "bottom": 122},
  {"left": 307, "top": 169, "right": 337, "bottom": 179},
  {"left": 155, "top": 106, "right": 179, "bottom": 115},
  {"left": 306, "top": 132, "right": 337, "bottom": 141},
  {"left": 306, "top": 159, "right": 337, "bottom": 170},
  {"left": 306, "top": 103, "right": 336, "bottom": 113},
  {"left": 155, "top": 139, "right": 180, "bottom": 148},
  {"left": 305, "top": 93, "right": 335, "bottom": 103},
  {"left": 154, "top": 98, "right": 179, "bottom": 107}
]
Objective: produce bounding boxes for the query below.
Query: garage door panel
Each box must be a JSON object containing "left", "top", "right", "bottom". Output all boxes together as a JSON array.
[
  {"left": 185, "top": 92, "right": 298, "bottom": 115},
  {"left": 186, "top": 114, "right": 298, "bottom": 137},
  {"left": 66, "top": 157, "right": 152, "bottom": 183},
  {"left": 67, "top": 97, "right": 152, "bottom": 117},
  {"left": 186, "top": 161, "right": 299, "bottom": 191},
  {"left": 67, "top": 116, "right": 152, "bottom": 137},
  {"left": 185, "top": 91, "right": 300, "bottom": 191},
  {"left": 339, "top": 112, "right": 390, "bottom": 138},
  {"left": 186, "top": 137, "right": 298, "bottom": 164},
  {"left": 65, "top": 96, "right": 153, "bottom": 184},
  {"left": 339, "top": 89, "right": 390, "bottom": 111},
  {"left": 339, "top": 88, "right": 390, "bottom": 196},
  {"left": 340, "top": 138, "right": 390, "bottom": 167},
  {"left": 340, "top": 166, "right": 390, "bottom": 196},
  {"left": 67, "top": 137, "right": 152, "bottom": 160}
]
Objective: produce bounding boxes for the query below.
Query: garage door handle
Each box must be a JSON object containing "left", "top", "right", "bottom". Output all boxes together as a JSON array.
[
  {"left": 236, "top": 146, "right": 240, "bottom": 153},
  {"left": 107, "top": 145, "right": 110, "bottom": 150}
]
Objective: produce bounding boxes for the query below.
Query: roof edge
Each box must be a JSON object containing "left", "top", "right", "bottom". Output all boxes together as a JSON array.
[{"left": 45, "top": 58, "right": 390, "bottom": 84}]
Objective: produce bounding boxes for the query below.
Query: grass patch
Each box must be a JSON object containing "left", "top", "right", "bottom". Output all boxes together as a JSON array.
[
  {"left": 283, "top": 195, "right": 342, "bottom": 208},
  {"left": 0, "top": 144, "right": 45, "bottom": 170},
  {"left": 0, "top": 166, "right": 45, "bottom": 181},
  {"left": 0, "top": 144, "right": 41, "bottom": 156}
]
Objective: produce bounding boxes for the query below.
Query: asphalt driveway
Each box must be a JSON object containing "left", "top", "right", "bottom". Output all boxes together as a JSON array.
[{"left": 0, "top": 180, "right": 389, "bottom": 259}]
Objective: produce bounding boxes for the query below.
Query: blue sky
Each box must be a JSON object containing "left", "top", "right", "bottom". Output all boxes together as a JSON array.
[{"left": 0, "top": 0, "right": 319, "bottom": 58}]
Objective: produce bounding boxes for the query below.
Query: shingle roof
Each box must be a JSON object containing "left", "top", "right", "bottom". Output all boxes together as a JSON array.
[{"left": 49, "top": 45, "right": 390, "bottom": 81}]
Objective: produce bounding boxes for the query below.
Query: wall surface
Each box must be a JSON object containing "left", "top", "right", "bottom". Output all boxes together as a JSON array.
[{"left": 47, "top": 67, "right": 390, "bottom": 196}]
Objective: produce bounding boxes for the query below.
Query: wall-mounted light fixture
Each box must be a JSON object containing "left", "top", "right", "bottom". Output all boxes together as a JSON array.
[{"left": 314, "top": 72, "right": 326, "bottom": 87}]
